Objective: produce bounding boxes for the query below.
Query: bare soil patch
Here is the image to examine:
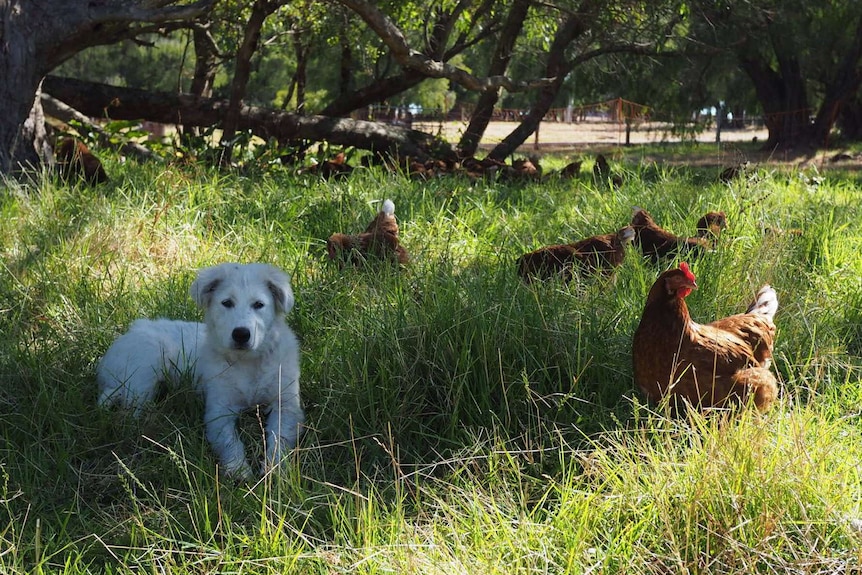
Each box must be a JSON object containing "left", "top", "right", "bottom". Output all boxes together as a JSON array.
[{"left": 415, "top": 120, "right": 862, "bottom": 171}]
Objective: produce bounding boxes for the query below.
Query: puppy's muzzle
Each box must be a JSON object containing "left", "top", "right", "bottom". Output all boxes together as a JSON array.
[{"left": 231, "top": 327, "right": 252, "bottom": 349}]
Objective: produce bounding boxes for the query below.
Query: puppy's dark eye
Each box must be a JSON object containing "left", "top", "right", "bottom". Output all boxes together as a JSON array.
[
  {"left": 221, "top": 299, "right": 235, "bottom": 308},
  {"left": 252, "top": 301, "right": 265, "bottom": 310}
]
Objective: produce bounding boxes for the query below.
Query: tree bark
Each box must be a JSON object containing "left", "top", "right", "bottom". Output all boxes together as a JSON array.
[
  {"left": 42, "top": 76, "right": 455, "bottom": 162},
  {"left": 838, "top": 96, "right": 862, "bottom": 140},
  {"left": 219, "top": 0, "right": 284, "bottom": 165},
  {"left": 809, "top": 13, "right": 862, "bottom": 146},
  {"left": 0, "top": 0, "right": 212, "bottom": 175},
  {"left": 739, "top": 54, "right": 812, "bottom": 149},
  {"left": 292, "top": 26, "right": 311, "bottom": 113},
  {"left": 190, "top": 24, "right": 220, "bottom": 99},
  {"left": 487, "top": 7, "right": 593, "bottom": 161},
  {"left": 457, "top": 0, "right": 531, "bottom": 156},
  {"left": 338, "top": 25, "right": 353, "bottom": 97},
  {"left": 0, "top": 13, "right": 47, "bottom": 172}
]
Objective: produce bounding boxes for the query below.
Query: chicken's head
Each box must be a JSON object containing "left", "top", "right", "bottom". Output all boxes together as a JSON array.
[
  {"left": 663, "top": 262, "right": 698, "bottom": 299},
  {"left": 617, "top": 226, "right": 636, "bottom": 245},
  {"left": 696, "top": 211, "right": 727, "bottom": 238}
]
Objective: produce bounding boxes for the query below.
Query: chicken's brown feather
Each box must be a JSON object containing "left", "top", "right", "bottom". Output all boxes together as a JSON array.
[
  {"left": 327, "top": 201, "right": 408, "bottom": 267},
  {"left": 632, "top": 266, "right": 778, "bottom": 413},
  {"left": 630, "top": 208, "right": 711, "bottom": 262},
  {"left": 517, "top": 226, "right": 634, "bottom": 282}
]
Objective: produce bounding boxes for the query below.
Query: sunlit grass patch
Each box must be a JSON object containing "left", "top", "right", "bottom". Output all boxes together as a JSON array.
[{"left": 0, "top": 153, "right": 861, "bottom": 573}]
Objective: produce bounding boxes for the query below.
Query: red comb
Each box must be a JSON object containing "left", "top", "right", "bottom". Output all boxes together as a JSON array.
[{"left": 679, "top": 262, "right": 696, "bottom": 281}]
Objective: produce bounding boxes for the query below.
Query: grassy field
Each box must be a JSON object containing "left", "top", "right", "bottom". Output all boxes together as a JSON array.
[{"left": 1, "top": 142, "right": 861, "bottom": 573}]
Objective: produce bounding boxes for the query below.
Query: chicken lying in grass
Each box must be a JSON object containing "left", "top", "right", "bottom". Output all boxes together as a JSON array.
[
  {"left": 630, "top": 207, "right": 712, "bottom": 262},
  {"left": 55, "top": 137, "right": 108, "bottom": 185},
  {"left": 517, "top": 226, "right": 636, "bottom": 282},
  {"left": 327, "top": 199, "right": 409, "bottom": 267},
  {"left": 632, "top": 262, "right": 778, "bottom": 413},
  {"left": 695, "top": 211, "right": 727, "bottom": 244}
]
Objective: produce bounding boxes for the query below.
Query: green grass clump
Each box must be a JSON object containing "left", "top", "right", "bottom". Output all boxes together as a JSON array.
[{"left": 0, "top": 153, "right": 861, "bottom": 573}]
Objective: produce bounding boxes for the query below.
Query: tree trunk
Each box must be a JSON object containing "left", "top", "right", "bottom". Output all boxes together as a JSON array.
[
  {"left": 0, "top": 0, "right": 212, "bottom": 176},
  {"left": 190, "top": 25, "right": 220, "bottom": 99},
  {"left": 809, "top": 13, "right": 862, "bottom": 146},
  {"left": 838, "top": 96, "right": 862, "bottom": 140},
  {"left": 42, "top": 76, "right": 455, "bottom": 162},
  {"left": 487, "top": 8, "right": 591, "bottom": 161},
  {"left": 219, "top": 0, "right": 283, "bottom": 165},
  {"left": 0, "top": 9, "right": 53, "bottom": 172},
  {"left": 292, "top": 27, "right": 311, "bottom": 113},
  {"left": 739, "top": 54, "right": 812, "bottom": 149},
  {"left": 338, "top": 21, "right": 353, "bottom": 97},
  {"left": 457, "top": 0, "right": 531, "bottom": 157}
]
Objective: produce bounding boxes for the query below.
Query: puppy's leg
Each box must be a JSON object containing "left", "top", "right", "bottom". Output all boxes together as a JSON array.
[
  {"left": 263, "top": 395, "right": 305, "bottom": 472},
  {"left": 204, "top": 404, "right": 253, "bottom": 479}
]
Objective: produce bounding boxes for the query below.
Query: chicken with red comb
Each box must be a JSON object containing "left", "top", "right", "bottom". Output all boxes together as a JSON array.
[{"left": 632, "top": 262, "right": 778, "bottom": 413}]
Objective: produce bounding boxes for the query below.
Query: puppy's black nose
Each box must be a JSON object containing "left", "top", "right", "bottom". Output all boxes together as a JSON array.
[{"left": 232, "top": 327, "right": 251, "bottom": 345}]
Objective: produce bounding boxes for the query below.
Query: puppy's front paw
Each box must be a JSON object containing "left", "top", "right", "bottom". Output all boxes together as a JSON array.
[{"left": 220, "top": 460, "right": 254, "bottom": 482}]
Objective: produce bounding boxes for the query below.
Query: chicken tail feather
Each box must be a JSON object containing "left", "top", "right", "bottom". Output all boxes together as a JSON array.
[
  {"left": 745, "top": 285, "right": 778, "bottom": 320},
  {"left": 382, "top": 199, "right": 396, "bottom": 216}
]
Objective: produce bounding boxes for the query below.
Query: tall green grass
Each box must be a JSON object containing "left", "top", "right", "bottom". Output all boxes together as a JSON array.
[{"left": 0, "top": 150, "right": 860, "bottom": 573}]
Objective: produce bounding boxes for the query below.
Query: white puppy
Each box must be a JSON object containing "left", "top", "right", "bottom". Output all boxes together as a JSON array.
[{"left": 97, "top": 263, "right": 304, "bottom": 479}]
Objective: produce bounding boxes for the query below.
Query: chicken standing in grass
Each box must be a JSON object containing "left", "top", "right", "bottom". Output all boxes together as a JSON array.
[
  {"left": 632, "top": 262, "right": 778, "bottom": 413},
  {"left": 630, "top": 207, "right": 711, "bottom": 262},
  {"left": 327, "top": 199, "right": 409, "bottom": 267},
  {"left": 593, "top": 153, "right": 623, "bottom": 188},
  {"left": 517, "top": 226, "right": 635, "bottom": 282}
]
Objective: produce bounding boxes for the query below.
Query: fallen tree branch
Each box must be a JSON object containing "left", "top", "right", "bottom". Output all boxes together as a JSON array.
[
  {"left": 40, "top": 94, "right": 158, "bottom": 161},
  {"left": 42, "top": 75, "right": 455, "bottom": 161}
]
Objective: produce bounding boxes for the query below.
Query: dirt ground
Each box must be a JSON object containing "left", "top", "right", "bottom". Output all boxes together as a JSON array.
[
  {"left": 415, "top": 118, "right": 767, "bottom": 147},
  {"left": 414, "top": 119, "right": 860, "bottom": 170}
]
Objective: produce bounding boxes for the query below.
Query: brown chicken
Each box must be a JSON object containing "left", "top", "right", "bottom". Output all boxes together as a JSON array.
[
  {"left": 719, "top": 161, "right": 750, "bottom": 183},
  {"left": 632, "top": 262, "right": 778, "bottom": 413},
  {"left": 55, "top": 137, "right": 108, "bottom": 185},
  {"left": 327, "top": 199, "right": 409, "bottom": 267},
  {"left": 593, "top": 153, "right": 623, "bottom": 188},
  {"left": 517, "top": 226, "right": 635, "bottom": 282},
  {"left": 695, "top": 211, "right": 727, "bottom": 244},
  {"left": 630, "top": 208, "right": 711, "bottom": 263},
  {"left": 301, "top": 152, "right": 354, "bottom": 180}
]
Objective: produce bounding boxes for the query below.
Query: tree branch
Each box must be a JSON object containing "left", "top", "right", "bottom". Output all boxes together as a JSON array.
[
  {"left": 40, "top": 94, "right": 157, "bottom": 161},
  {"left": 86, "top": 0, "right": 214, "bottom": 25},
  {"left": 335, "top": 0, "right": 555, "bottom": 92},
  {"left": 42, "top": 75, "right": 456, "bottom": 161}
]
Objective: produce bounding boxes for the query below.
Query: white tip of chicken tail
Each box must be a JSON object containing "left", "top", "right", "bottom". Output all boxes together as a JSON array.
[
  {"left": 746, "top": 285, "right": 778, "bottom": 320},
  {"left": 382, "top": 199, "right": 395, "bottom": 216}
]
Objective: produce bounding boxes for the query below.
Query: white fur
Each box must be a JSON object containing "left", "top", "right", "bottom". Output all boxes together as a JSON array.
[{"left": 97, "top": 263, "right": 304, "bottom": 479}]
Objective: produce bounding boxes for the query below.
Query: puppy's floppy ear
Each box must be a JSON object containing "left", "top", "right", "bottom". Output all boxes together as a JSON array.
[
  {"left": 190, "top": 264, "right": 230, "bottom": 308},
  {"left": 262, "top": 264, "right": 295, "bottom": 313}
]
